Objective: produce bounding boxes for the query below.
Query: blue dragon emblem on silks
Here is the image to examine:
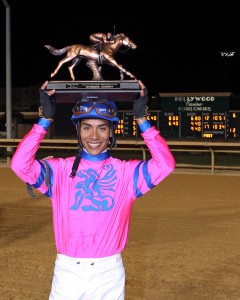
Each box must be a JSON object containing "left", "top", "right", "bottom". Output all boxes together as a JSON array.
[{"left": 70, "top": 164, "right": 117, "bottom": 212}]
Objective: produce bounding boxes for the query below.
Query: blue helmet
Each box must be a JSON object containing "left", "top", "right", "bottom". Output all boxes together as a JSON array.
[{"left": 71, "top": 99, "right": 119, "bottom": 127}]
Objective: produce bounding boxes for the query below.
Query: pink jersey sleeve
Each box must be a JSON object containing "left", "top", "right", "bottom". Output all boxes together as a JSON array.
[
  {"left": 124, "top": 125, "right": 176, "bottom": 199},
  {"left": 11, "top": 124, "right": 50, "bottom": 195}
]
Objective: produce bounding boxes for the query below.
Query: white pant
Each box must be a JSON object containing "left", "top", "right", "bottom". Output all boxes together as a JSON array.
[{"left": 49, "top": 253, "right": 125, "bottom": 300}]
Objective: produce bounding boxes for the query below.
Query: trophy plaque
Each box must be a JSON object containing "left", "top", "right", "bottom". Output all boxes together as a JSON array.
[
  {"left": 45, "top": 32, "right": 141, "bottom": 102},
  {"left": 46, "top": 80, "right": 140, "bottom": 103}
]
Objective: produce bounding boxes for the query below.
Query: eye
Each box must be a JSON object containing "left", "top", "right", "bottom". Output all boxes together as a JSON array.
[{"left": 82, "top": 125, "right": 90, "bottom": 130}]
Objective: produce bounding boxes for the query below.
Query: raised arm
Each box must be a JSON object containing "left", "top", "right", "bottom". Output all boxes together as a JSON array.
[{"left": 11, "top": 81, "right": 56, "bottom": 186}]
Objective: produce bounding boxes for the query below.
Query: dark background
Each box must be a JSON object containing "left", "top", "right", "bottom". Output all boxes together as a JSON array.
[{"left": 0, "top": 1, "right": 239, "bottom": 97}]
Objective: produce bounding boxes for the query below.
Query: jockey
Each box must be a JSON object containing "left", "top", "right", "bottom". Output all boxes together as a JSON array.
[
  {"left": 10, "top": 80, "right": 175, "bottom": 299},
  {"left": 89, "top": 32, "right": 115, "bottom": 64},
  {"left": 89, "top": 32, "right": 115, "bottom": 49}
]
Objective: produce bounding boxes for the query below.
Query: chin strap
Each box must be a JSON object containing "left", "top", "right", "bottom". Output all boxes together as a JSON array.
[
  {"left": 70, "top": 121, "right": 82, "bottom": 178},
  {"left": 70, "top": 150, "right": 82, "bottom": 178},
  {"left": 108, "top": 123, "right": 116, "bottom": 149}
]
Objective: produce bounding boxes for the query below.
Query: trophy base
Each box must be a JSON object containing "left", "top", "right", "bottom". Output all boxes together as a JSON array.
[{"left": 47, "top": 80, "right": 140, "bottom": 103}]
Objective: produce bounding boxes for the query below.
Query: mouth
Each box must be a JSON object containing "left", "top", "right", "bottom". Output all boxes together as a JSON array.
[{"left": 87, "top": 142, "right": 101, "bottom": 149}]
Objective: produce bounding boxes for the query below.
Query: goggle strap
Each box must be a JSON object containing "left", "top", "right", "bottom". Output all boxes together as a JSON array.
[{"left": 73, "top": 102, "right": 116, "bottom": 118}]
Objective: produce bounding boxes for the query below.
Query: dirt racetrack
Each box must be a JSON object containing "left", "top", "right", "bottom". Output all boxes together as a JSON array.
[{"left": 0, "top": 166, "right": 240, "bottom": 300}]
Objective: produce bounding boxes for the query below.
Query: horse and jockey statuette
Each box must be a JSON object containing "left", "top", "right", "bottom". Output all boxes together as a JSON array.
[{"left": 45, "top": 33, "right": 137, "bottom": 81}]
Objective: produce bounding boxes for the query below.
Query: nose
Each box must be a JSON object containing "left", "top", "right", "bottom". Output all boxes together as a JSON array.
[{"left": 89, "top": 128, "right": 99, "bottom": 139}]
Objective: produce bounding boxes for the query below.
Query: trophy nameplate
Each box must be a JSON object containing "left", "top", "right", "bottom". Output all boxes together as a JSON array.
[{"left": 47, "top": 80, "right": 140, "bottom": 103}]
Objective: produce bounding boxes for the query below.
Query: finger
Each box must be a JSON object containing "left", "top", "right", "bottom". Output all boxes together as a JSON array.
[
  {"left": 41, "top": 81, "right": 48, "bottom": 90},
  {"left": 138, "top": 80, "right": 145, "bottom": 90},
  {"left": 48, "top": 90, "right": 55, "bottom": 96}
]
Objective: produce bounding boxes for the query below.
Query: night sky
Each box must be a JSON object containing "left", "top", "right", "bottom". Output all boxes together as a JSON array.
[{"left": 0, "top": 1, "right": 239, "bottom": 97}]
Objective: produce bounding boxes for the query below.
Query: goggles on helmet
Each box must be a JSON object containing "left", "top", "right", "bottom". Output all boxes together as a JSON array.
[
  {"left": 73, "top": 101, "right": 117, "bottom": 118},
  {"left": 71, "top": 100, "right": 119, "bottom": 126}
]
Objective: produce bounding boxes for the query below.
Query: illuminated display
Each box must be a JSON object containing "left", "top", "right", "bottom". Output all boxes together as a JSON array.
[
  {"left": 113, "top": 100, "right": 239, "bottom": 140},
  {"left": 229, "top": 111, "right": 240, "bottom": 139},
  {"left": 181, "top": 112, "right": 202, "bottom": 139},
  {"left": 160, "top": 93, "right": 230, "bottom": 139},
  {"left": 115, "top": 111, "right": 159, "bottom": 138},
  {"left": 159, "top": 112, "right": 179, "bottom": 138}
]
